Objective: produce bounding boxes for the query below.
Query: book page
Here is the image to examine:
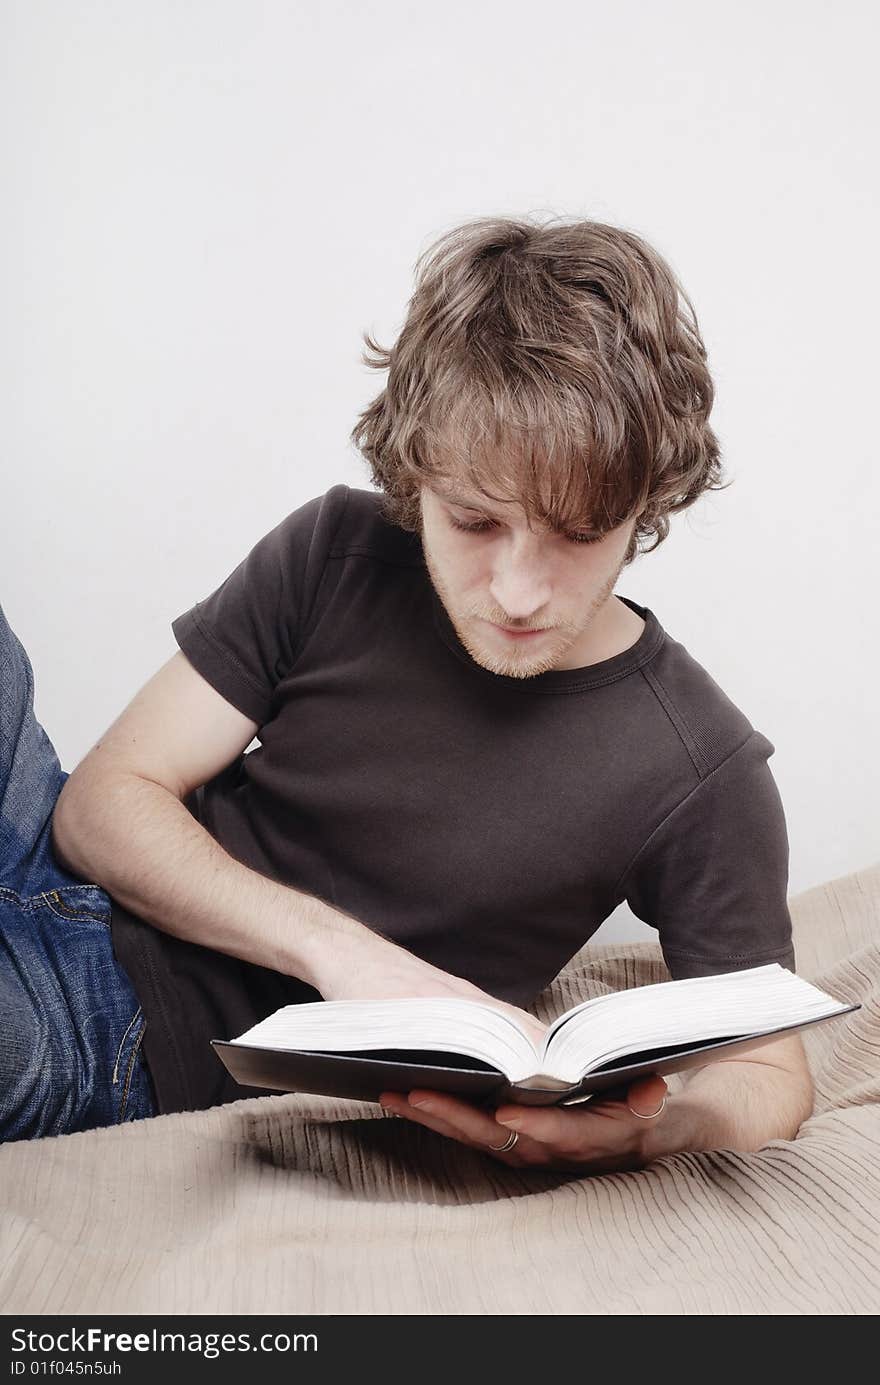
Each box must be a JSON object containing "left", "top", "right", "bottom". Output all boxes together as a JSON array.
[
  {"left": 230, "top": 997, "right": 545, "bottom": 1082},
  {"left": 544, "top": 965, "right": 851, "bottom": 1083}
]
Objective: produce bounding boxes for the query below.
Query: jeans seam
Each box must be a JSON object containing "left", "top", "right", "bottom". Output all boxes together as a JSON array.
[
  {"left": 0, "top": 886, "right": 110, "bottom": 927},
  {"left": 117, "top": 1018, "right": 147, "bottom": 1123},
  {"left": 0, "top": 885, "right": 55, "bottom": 910},
  {"left": 112, "top": 1006, "right": 142, "bottom": 1083},
  {"left": 40, "top": 889, "right": 112, "bottom": 929}
]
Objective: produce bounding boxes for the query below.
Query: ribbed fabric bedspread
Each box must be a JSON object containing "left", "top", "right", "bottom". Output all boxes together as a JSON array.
[{"left": 1, "top": 863, "right": 878, "bottom": 1315}]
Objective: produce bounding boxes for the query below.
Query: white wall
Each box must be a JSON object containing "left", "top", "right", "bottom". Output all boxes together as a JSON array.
[{"left": 3, "top": 1, "right": 878, "bottom": 944}]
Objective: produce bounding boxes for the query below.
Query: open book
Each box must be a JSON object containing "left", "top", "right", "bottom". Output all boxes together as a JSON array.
[{"left": 211, "top": 964, "right": 858, "bottom": 1108}]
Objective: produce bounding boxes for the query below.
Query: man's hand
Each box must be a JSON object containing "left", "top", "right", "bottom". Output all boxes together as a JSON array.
[
  {"left": 378, "top": 1033, "right": 815, "bottom": 1174},
  {"left": 377, "top": 1074, "right": 669, "bottom": 1174},
  {"left": 314, "top": 931, "right": 549, "bottom": 1048}
]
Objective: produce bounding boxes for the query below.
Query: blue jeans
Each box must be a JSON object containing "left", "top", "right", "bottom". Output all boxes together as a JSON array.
[{"left": 0, "top": 601, "right": 158, "bottom": 1141}]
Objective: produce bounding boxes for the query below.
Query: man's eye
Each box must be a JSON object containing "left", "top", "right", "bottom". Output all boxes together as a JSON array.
[
  {"left": 565, "top": 531, "right": 602, "bottom": 546},
  {"left": 448, "top": 515, "right": 601, "bottom": 546},
  {"left": 448, "top": 516, "right": 494, "bottom": 534}
]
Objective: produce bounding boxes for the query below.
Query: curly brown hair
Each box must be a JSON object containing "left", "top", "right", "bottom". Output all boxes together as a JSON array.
[{"left": 349, "top": 214, "right": 729, "bottom": 563}]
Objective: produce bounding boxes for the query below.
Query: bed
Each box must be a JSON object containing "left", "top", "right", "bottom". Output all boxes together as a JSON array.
[{"left": 1, "top": 860, "right": 878, "bottom": 1315}]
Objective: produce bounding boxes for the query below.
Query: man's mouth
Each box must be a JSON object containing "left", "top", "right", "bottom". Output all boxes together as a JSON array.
[{"left": 488, "top": 622, "right": 549, "bottom": 639}]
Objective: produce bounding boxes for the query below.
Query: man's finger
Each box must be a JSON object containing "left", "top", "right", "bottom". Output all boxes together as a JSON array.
[
  {"left": 379, "top": 1090, "right": 513, "bottom": 1151},
  {"left": 493, "top": 1079, "right": 667, "bottom": 1148},
  {"left": 624, "top": 1074, "right": 668, "bottom": 1118},
  {"left": 491, "top": 1100, "right": 610, "bottom": 1151}
]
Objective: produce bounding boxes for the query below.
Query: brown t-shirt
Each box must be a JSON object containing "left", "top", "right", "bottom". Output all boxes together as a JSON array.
[{"left": 110, "top": 483, "right": 796, "bottom": 1115}]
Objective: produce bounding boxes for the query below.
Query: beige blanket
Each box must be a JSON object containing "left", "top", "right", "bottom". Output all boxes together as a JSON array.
[{"left": 1, "top": 862, "right": 878, "bottom": 1316}]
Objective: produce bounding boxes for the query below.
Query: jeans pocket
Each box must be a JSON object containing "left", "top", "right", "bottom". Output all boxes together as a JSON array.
[{"left": 1, "top": 885, "right": 157, "bottom": 1138}]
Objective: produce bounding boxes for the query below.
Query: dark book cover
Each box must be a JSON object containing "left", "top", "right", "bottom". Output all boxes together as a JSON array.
[{"left": 211, "top": 1007, "right": 857, "bottom": 1108}]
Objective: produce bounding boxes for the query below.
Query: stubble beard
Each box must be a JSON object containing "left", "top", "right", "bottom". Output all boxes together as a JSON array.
[{"left": 423, "top": 539, "right": 623, "bottom": 680}]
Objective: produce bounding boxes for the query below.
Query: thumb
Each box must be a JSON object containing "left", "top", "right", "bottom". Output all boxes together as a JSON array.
[{"left": 626, "top": 1074, "right": 668, "bottom": 1118}]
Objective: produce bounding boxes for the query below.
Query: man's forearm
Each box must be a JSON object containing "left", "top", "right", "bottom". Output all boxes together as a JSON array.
[
  {"left": 640, "top": 1049, "right": 815, "bottom": 1164},
  {"left": 51, "top": 771, "right": 377, "bottom": 990}
]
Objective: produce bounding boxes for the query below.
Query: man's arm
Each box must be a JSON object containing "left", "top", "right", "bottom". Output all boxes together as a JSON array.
[{"left": 52, "top": 650, "right": 547, "bottom": 1042}]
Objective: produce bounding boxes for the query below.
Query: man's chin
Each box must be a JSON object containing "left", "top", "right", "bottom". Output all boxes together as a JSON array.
[
  {"left": 456, "top": 628, "right": 564, "bottom": 680},
  {"left": 475, "top": 655, "right": 556, "bottom": 679}
]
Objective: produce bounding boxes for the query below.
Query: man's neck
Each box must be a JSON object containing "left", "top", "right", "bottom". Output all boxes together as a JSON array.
[{"left": 553, "top": 596, "right": 646, "bottom": 672}]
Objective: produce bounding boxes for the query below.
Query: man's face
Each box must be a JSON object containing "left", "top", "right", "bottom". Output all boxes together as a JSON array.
[{"left": 419, "top": 479, "right": 639, "bottom": 679}]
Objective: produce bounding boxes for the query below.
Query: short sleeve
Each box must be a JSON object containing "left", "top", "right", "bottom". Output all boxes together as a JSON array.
[
  {"left": 171, "top": 485, "right": 349, "bottom": 725},
  {"left": 620, "top": 731, "right": 797, "bottom": 978}
]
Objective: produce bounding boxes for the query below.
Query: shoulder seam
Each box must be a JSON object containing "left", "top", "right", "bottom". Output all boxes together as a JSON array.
[
  {"left": 287, "top": 485, "right": 352, "bottom": 669},
  {"left": 639, "top": 663, "right": 710, "bottom": 777},
  {"left": 611, "top": 729, "right": 764, "bottom": 899},
  {"left": 327, "top": 543, "right": 425, "bottom": 570}
]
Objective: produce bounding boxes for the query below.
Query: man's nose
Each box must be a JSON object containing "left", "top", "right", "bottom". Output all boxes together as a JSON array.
[{"left": 488, "top": 533, "right": 552, "bottom": 621}]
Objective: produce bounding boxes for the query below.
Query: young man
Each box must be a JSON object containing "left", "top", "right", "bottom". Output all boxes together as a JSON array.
[{"left": 2, "top": 215, "right": 813, "bottom": 1168}]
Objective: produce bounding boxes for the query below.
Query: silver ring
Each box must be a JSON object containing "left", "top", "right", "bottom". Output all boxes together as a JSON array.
[
  {"left": 627, "top": 1094, "right": 667, "bottom": 1120},
  {"left": 487, "top": 1129, "right": 519, "bottom": 1152}
]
